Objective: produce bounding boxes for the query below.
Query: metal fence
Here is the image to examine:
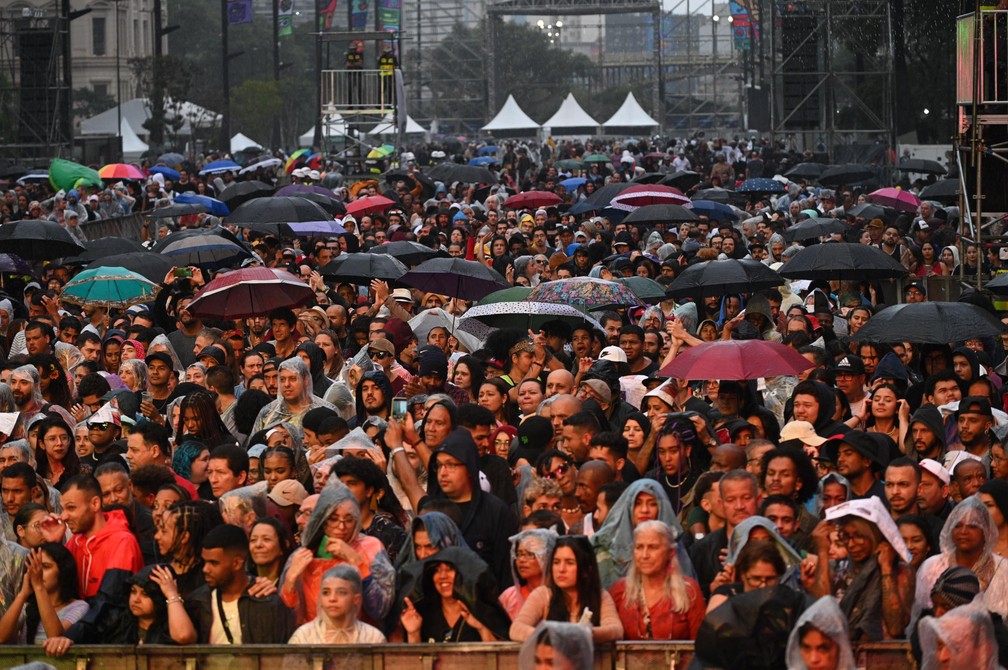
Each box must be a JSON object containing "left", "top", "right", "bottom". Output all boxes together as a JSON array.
[
  {"left": 78, "top": 212, "right": 146, "bottom": 242},
  {"left": 321, "top": 69, "right": 397, "bottom": 116}
]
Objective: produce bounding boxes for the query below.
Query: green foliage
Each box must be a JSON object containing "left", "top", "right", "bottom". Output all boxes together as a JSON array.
[
  {"left": 73, "top": 87, "right": 116, "bottom": 121},
  {"left": 231, "top": 79, "right": 282, "bottom": 145},
  {"left": 130, "top": 54, "right": 199, "bottom": 147}
]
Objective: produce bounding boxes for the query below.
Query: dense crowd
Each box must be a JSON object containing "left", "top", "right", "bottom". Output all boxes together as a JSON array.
[{"left": 0, "top": 138, "right": 1003, "bottom": 670}]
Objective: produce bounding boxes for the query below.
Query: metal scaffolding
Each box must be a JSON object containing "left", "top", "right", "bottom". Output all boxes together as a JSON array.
[{"left": 0, "top": 5, "right": 72, "bottom": 161}]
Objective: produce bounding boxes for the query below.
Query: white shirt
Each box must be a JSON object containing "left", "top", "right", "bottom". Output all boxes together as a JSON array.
[{"left": 209, "top": 590, "right": 243, "bottom": 645}]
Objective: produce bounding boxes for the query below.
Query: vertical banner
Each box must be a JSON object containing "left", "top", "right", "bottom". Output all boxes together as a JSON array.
[
  {"left": 376, "top": 0, "right": 400, "bottom": 53},
  {"left": 318, "top": 0, "right": 338, "bottom": 31},
  {"left": 349, "top": 0, "right": 369, "bottom": 32},
  {"left": 227, "top": 0, "right": 253, "bottom": 25},
  {"left": 278, "top": 0, "right": 295, "bottom": 36},
  {"left": 729, "top": 0, "right": 756, "bottom": 51}
]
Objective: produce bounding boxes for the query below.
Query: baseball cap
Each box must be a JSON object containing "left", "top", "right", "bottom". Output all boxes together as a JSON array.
[
  {"left": 599, "top": 345, "right": 627, "bottom": 364},
  {"left": 368, "top": 338, "right": 395, "bottom": 356},
  {"left": 197, "top": 346, "right": 226, "bottom": 368},
  {"left": 956, "top": 396, "right": 993, "bottom": 419},
  {"left": 919, "top": 458, "right": 951, "bottom": 485},
  {"left": 834, "top": 355, "right": 865, "bottom": 376},
  {"left": 779, "top": 420, "right": 827, "bottom": 446},
  {"left": 823, "top": 430, "right": 888, "bottom": 468},
  {"left": 126, "top": 304, "right": 150, "bottom": 316},
  {"left": 268, "top": 479, "right": 309, "bottom": 507},
  {"left": 145, "top": 351, "right": 174, "bottom": 369}
]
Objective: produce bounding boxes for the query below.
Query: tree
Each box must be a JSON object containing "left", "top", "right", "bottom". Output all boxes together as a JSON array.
[
  {"left": 73, "top": 87, "right": 116, "bottom": 122},
  {"left": 231, "top": 79, "right": 282, "bottom": 145},
  {"left": 130, "top": 54, "right": 199, "bottom": 147}
]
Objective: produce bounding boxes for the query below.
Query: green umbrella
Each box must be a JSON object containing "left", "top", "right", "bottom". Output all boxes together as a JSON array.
[
  {"left": 60, "top": 266, "right": 160, "bottom": 308},
  {"left": 613, "top": 276, "right": 667, "bottom": 304},
  {"left": 583, "top": 153, "right": 613, "bottom": 164},
  {"left": 556, "top": 159, "right": 584, "bottom": 171},
  {"left": 49, "top": 158, "right": 103, "bottom": 192},
  {"left": 473, "top": 286, "right": 532, "bottom": 306}
]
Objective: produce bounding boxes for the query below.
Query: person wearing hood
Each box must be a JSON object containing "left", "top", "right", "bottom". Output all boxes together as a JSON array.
[
  {"left": 905, "top": 404, "right": 947, "bottom": 461},
  {"left": 784, "top": 595, "right": 857, "bottom": 670},
  {"left": 500, "top": 529, "right": 557, "bottom": 619},
  {"left": 38, "top": 474, "right": 143, "bottom": 599},
  {"left": 518, "top": 621, "right": 594, "bottom": 670},
  {"left": 395, "top": 512, "right": 467, "bottom": 570},
  {"left": 789, "top": 380, "right": 849, "bottom": 438},
  {"left": 951, "top": 346, "right": 984, "bottom": 387},
  {"left": 939, "top": 245, "right": 961, "bottom": 275},
  {"left": 387, "top": 424, "right": 517, "bottom": 592},
  {"left": 744, "top": 293, "right": 782, "bottom": 343},
  {"left": 295, "top": 341, "right": 333, "bottom": 398},
  {"left": 918, "top": 600, "right": 1006, "bottom": 670},
  {"left": 279, "top": 480, "right": 395, "bottom": 627},
  {"left": 914, "top": 496, "right": 1008, "bottom": 623},
  {"left": 351, "top": 369, "right": 393, "bottom": 429},
  {"left": 251, "top": 357, "right": 338, "bottom": 435},
  {"left": 288, "top": 564, "right": 385, "bottom": 644}
]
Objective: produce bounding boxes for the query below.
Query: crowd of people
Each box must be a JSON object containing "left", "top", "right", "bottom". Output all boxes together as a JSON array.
[{"left": 0, "top": 138, "right": 1004, "bottom": 670}]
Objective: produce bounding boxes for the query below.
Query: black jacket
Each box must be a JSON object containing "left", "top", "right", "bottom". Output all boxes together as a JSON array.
[
  {"left": 188, "top": 584, "right": 295, "bottom": 644},
  {"left": 688, "top": 527, "right": 728, "bottom": 599}
]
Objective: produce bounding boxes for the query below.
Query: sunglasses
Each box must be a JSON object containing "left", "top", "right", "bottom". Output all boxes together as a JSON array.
[
  {"left": 368, "top": 350, "right": 390, "bottom": 359},
  {"left": 544, "top": 463, "right": 571, "bottom": 479},
  {"left": 88, "top": 422, "right": 112, "bottom": 430}
]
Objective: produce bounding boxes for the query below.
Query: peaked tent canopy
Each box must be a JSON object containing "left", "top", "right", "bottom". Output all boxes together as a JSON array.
[
  {"left": 368, "top": 113, "right": 428, "bottom": 136},
  {"left": 481, "top": 95, "right": 540, "bottom": 132},
  {"left": 602, "top": 92, "right": 660, "bottom": 129},
  {"left": 80, "top": 98, "right": 220, "bottom": 139},
  {"left": 543, "top": 93, "right": 599, "bottom": 130},
  {"left": 230, "top": 133, "right": 263, "bottom": 153},
  {"left": 298, "top": 115, "right": 350, "bottom": 146},
  {"left": 119, "top": 117, "right": 149, "bottom": 158}
]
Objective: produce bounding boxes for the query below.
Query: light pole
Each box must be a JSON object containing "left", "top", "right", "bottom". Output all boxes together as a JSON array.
[
  {"left": 712, "top": 15, "right": 719, "bottom": 129},
  {"left": 115, "top": 0, "right": 121, "bottom": 150}
]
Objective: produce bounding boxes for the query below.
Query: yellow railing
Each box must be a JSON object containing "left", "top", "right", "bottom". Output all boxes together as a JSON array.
[{"left": 0, "top": 641, "right": 918, "bottom": 670}]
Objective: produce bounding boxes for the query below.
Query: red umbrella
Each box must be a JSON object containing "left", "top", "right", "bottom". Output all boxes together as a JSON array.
[
  {"left": 187, "top": 267, "right": 315, "bottom": 319},
  {"left": 609, "top": 184, "right": 690, "bottom": 210},
  {"left": 503, "top": 190, "right": 563, "bottom": 210},
  {"left": 869, "top": 187, "right": 921, "bottom": 213},
  {"left": 345, "top": 195, "right": 396, "bottom": 218},
  {"left": 659, "top": 340, "right": 814, "bottom": 380},
  {"left": 98, "top": 163, "right": 146, "bottom": 180}
]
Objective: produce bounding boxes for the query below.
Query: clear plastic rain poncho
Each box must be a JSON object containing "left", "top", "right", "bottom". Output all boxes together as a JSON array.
[
  {"left": 395, "top": 511, "right": 468, "bottom": 569},
  {"left": 508, "top": 528, "right": 558, "bottom": 586},
  {"left": 726, "top": 516, "right": 803, "bottom": 572},
  {"left": 591, "top": 478, "right": 689, "bottom": 588},
  {"left": 517, "top": 621, "right": 594, "bottom": 670},
  {"left": 218, "top": 481, "right": 268, "bottom": 531},
  {"left": 147, "top": 334, "right": 185, "bottom": 375},
  {"left": 815, "top": 472, "right": 852, "bottom": 516},
  {"left": 784, "top": 595, "right": 857, "bottom": 670},
  {"left": 918, "top": 600, "right": 1006, "bottom": 670},
  {"left": 913, "top": 495, "right": 1008, "bottom": 621}
]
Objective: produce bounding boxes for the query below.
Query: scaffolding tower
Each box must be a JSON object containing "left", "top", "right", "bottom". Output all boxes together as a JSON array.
[{"left": 0, "top": 5, "right": 72, "bottom": 162}]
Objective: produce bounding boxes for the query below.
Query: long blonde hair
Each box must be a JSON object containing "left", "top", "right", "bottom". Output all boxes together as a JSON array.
[{"left": 623, "top": 520, "right": 693, "bottom": 614}]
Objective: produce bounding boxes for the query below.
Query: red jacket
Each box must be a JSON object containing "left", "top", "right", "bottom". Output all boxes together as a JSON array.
[{"left": 66, "top": 509, "right": 144, "bottom": 598}]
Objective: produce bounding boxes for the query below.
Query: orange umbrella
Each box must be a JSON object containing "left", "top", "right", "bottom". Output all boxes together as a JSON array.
[{"left": 98, "top": 163, "right": 145, "bottom": 180}]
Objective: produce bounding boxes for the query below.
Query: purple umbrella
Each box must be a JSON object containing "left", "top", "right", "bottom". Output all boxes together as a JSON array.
[
  {"left": 400, "top": 258, "right": 508, "bottom": 301},
  {"left": 275, "top": 183, "right": 338, "bottom": 198},
  {"left": 287, "top": 220, "right": 347, "bottom": 237},
  {"left": 0, "top": 253, "right": 30, "bottom": 273}
]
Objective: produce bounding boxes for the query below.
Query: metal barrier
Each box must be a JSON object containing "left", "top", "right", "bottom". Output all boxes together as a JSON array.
[
  {"left": 79, "top": 212, "right": 146, "bottom": 242},
  {"left": 320, "top": 69, "right": 397, "bottom": 116},
  {"left": 0, "top": 641, "right": 919, "bottom": 670}
]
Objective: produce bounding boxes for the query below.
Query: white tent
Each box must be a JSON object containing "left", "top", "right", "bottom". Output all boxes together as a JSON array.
[
  {"left": 230, "top": 133, "right": 263, "bottom": 153},
  {"left": 368, "top": 113, "right": 428, "bottom": 136},
  {"left": 119, "top": 117, "right": 149, "bottom": 159},
  {"left": 481, "top": 95, "right": 540, "bottom": 132},
  {"left": 298, "top": 114, "right": 349, "bottom": 146},
  {"left": 79, "top": 98, "right": 220, "bottom": 138},
  {"left": 602, "top": 92, "right": 659, "bottom": 129},
  {"left": 543, "top": 93, "right": 599, "bottom": 131}
]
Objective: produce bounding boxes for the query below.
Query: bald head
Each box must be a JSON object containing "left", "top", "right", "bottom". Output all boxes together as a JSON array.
[
  {"left": 575, "top": 460, "right": 615, "bottom": 513},
  {"left": 545, "top": 369, "right": 576, "bottom": 398},
  {"left": 711, "top": 444, "right": 746, "bottom": 472},
  {"left": 549, "top": 394, "right": 583, "bottom": 437}
]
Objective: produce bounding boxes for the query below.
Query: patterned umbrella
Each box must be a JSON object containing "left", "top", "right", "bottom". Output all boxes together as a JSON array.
[
  {"left": 737, "top": 178, "right": 785, "bottom": 194},
  {"left": 461, "top": 301, "right": 603, "bottom": 332},
  {"left": 526, "top": 277, "right": 642, "bottom": 310},
  {"left": 187, "top": 267, "right": 315, "bottom": 319},
  {"left": 869, "top": 187, "right": 921, "bottom": 213},
  {"left": 60, "top": 266, "right": 160, "bottom": 308},
  {"left": 609, "top": 184, "right": 691, "bottom": 211}
]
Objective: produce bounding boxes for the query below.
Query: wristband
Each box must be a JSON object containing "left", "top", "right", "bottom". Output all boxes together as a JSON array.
[
  {"left": 167, "top": 596, "right": 184, "bottom": 604},
  {"left": 389, "top": 447, "right": 406, "bottom": 458}
]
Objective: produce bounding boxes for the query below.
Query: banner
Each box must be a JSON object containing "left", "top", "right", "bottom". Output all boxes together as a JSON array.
[
  {"left": 227, "top": 0, "right": 253, "bottom": 25},
  {"left": 729, "top": 0, "right": 758, "bottom": 51},
  {"left": 349, "top": 0, "right": 369, "bottom": 32},
  {"left": 278, "top": 0, "right": 295, "bottom": 36},
  {"left": 376, "top": 0, "right": 399, "bottom": 52},
  {"left": 319, "top": 0, "right": 338, "bottom": 31}
]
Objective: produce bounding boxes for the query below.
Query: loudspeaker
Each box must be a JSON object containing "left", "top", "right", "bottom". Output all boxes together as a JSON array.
[
  {"left": 747, "top": 87, "right": 770, "bottom": 131},
  {"left": 18, "top": 28, "right": 58, "bottom": 144},
  {"left": 779, "top": 14, "right": 819, "bottom": 130},
  {"left": 962, "top": 122, "right": 1008, "bottom": 213}
]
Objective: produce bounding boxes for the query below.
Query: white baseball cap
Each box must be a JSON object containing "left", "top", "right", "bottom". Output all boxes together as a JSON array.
[{"left": 599, "top": 345, "right": 627, "bottom": 364}]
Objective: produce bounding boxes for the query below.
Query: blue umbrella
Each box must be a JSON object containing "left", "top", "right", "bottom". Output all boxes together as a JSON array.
[
  {"left": 149, "top": 165, "right": 181, "bottom": 181},
  {"left": 689, "top": 199, "right": 738, "bottom": 222},
  {"left": 560, "top": 177, "right": 588, "bottom": 191},
  {"left": 198, "top": 159, "right": 241, "bottom": 176},
  {"left": 476, "top": 146, "right": 499, "bottom": 156},
  {"left": 175, "top": 193, "right": 230, "bottom": 216},
  {"left": 737, "top": 178, "right": 785, "bottom": 194},
  {"left": 468, "top": 156, "right": 497, "bottom": 166}
]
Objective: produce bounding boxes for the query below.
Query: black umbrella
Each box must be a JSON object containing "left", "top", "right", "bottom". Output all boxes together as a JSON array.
[
  {"left": 152, "top": 226, "right": 253, "bottom": 269},
  {"left": 64, "top": 237, "right": 147, "bottom": 265},
  {"left": 846, "top": 203, "right": 888, "bottom": 220},
  {"left": 217, "top": 180, "right": 274, "bottom": 208},
  {"left": 660, "top": 170, "right": 703, "bottom": 190},
  {"left": 693, "top": 187, "right": 733, "bottom": 203},
  {"left": 782, "top": 218, "right": 850, "bottom": 242},
  {"left": 784, "top": 162, "right": 826, "bottom": 180},
  {"left": 226, "top": 196, "right": 332, "bottom": 236},
  {"left": 852, "top": 302, "right": 1005, "bottom": 344},
  {"left": 983, "top": 274, "right": 1008, "bottom": 295},
  {"left": 584, "top": 182, "right": 633, "bottom": 208},
  {"left": 0, "top": 220, "right": 85, "bottom": 260},
  {"left": 818, "top": 164, "right": 875, "bottom": 186},
  {"left": 631, "top": 172, "right": 665, "bottom": 185},
  {"left": 896, "top": 159, "right": 947, "bottom": 175},
  {"left": 370, "top": 240, "right": 441, "bottom": 266},
  {"left": 151, "top": 203, "right": 209, "bottom": 218},
  {"left": 666, "top": 259, "right": 785, "bottom": 299},
  {"left": 88, "top": 251, "right": 175, "bottom": 282},
  {"left": 426, "top": 163, "right": 495, "bottom": 184},
  {"left": 288, "top": 191, "right": 346, "bottom": 216},
  {"left": 919, "top": 179, "right": 960, "bottom": 203},
  {"left": 319, "top": 252, "right": 408, "bottom": 284},
  {"left": 621, "top": 204, "right": 698, "bottom": 227},
  {"left": 400, "top": 257, "right": 508, "bottom": 301},
  {"left": 778, "top": 242, "right": 909, "bottom": 280}
]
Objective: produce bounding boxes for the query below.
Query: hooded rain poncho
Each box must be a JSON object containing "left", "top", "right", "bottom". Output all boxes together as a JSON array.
[
  {"left": 784, "top": 595, "right": 857, "bottom": 670},
  {"left": 517, "top": 621, "right": 594, "bottom": 670},
  {"left": 919, "top": 600, "right": 1006, "bottom": 670}
]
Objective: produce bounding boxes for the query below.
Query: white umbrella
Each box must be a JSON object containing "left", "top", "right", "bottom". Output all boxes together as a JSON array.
[{"left": 408, "top": 308, "right": 485, "bottom": 353}]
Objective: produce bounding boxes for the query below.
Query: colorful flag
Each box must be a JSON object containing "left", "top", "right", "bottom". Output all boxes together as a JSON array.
[
  {"left": 227, "top": 0, "right": 253, "bottom": 25},
  {"left": 319, "top": 0, "right": 338, "bottom": 31},
  {"left": 278, "top": 0, "right": 295, "bottom": 36},
  {"left": 349, "top": 0, "right": 369, "bottom": 32},
  {"left": 376, "top": 0, "right": 400, "bottom": 52}
]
